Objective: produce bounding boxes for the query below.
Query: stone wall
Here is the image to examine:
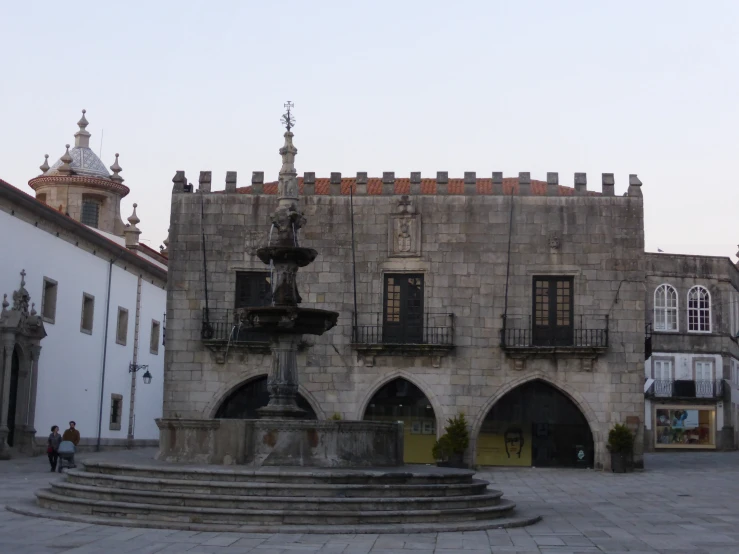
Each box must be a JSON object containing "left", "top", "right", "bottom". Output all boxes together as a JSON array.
[{"left": 164, "top": 172, "right": 646, "bottom": 469}]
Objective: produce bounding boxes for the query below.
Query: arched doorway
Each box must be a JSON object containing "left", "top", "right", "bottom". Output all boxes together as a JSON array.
[
  {"left": 363, "top": 378, "right": 436, "bottom": 464},
  {"left": 477, "top": 379, "right": 594, "bottom": 468},
  {"left": 215, "top": 376, "right": 317, "bottom": 419},
  {"left": 7, "top": 347, "right": 20, "bottom": 447}
]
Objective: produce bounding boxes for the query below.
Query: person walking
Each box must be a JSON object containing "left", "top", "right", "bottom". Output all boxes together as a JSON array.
[
  {"left": 47, "top": 426, "right": 61, "bottom": 471},
  {"left": 62, "top": 421, "right": 80, "bottom": 468}
]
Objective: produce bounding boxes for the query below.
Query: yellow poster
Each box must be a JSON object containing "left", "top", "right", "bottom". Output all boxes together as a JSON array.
[{"left": 476, "top": 424, "right": 532, "bottom": 467}]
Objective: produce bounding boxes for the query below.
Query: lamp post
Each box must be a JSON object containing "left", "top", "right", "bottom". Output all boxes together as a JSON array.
[{"left": 129, "top": 363, "right": 151, "bottom": 383}]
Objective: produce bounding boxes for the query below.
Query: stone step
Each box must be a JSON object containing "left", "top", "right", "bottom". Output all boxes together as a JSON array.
[
  {"left": 66, "top": 470, "right": 490, "bottom": 498},
  {"left": 50, "top": 481, "right": 503, "bottom": 511},
  {"left": 81, "top": 462, "right": 475, "bottom": 485},
  {"left": 8, "top": 500, "right": 543, "bottom": 534},
  {"left": 36, "top": 489, "right": 517, "bottom": 525}
]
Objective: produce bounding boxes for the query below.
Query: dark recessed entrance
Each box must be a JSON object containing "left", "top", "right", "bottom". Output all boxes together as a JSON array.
[
  {"left": 477, "top": 379, "right": 594, "bottom": 468},
  {"left": 363, "top": 378, "right": 436, "bottom": 464},
  {"left": 215, "top": 376, "right": 317, "bottom": 419},
  {"left": 7, "top": 347, "right": 20, "bottom": 447}
]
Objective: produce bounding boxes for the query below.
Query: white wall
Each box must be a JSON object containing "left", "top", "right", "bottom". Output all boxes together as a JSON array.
[
  {"left": 0, "top": 209, "right": 165, "bottom": 443},
  {"left": 645, "top": 353, "right": 724, "bottom": 380}
]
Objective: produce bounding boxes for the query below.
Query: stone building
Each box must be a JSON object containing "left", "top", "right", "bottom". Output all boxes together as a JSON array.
[
  {"left": 644, "top": 253, "right": 739, "bottom": 451},
  {"left": 163, "top": 128, "right": 646, "bottom": 470}
]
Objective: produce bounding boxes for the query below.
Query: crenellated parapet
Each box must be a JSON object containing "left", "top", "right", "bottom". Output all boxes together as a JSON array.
[{"left": 171, "top": 171, "right": 644, "bottom": 198}]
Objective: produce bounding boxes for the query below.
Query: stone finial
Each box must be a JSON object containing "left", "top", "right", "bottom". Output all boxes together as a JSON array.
[
  {"left": 172, "top": 170, "right": 187, "bottom": 193},
  {"left": 492, "top": 172, "right": 503, "bottom": 195},
  {"left": 574, "top": 173, "right": 587, "bottom": 196},
  {"left": 518, "top": 172, "right": 531, "bottom": 196},
  {"left": 356, "top": 172, "right": 368, "bottom": 195},
  {"left": 627, "top": 174, "right": 643, "bottom": 198},
  {"left": 74, "top": 109, "right": 91, "bottom": 148},
  {"left": 464, "top": 172, "right": 476, "bottom": 194},
  {"left": 225, "top": 171, "right": 237, "bottom": 193},
  {"left": 160, "top": 228, "right": 170, "bottom": 256},
  {"left": 58, "top": 144, "right": 73, "bottom": 174},
  {"left": 602, "top": 173, "right": 615, "bottom": 196},
  {"left": 124, "top": 203, "right": 142, "bottom": 248},
  {"left": 30, "top": 303, "right": 37, "bottom": 316},
  {"left": 437, "top": 171, "right": 449, "bottom": 195},
  {"left": 39, "top": 154, "right": 50, "bottom": 174},
  {"left": 198, "top": 171, "right": 212, "bottom": 193},
  {"left": 1, "top": 294, "right": 8, "bottom": 316},
  {"left": 110, "top": 153, "right": 124, "bottom": 183},
  {"left": 735, "top": 245, "right": 739, "bottom": 264},
  {"left": 382, "top": 172, "right": 395, "bottom": 195},
  {"left": 11, "top": 269, "right": 30, "bottom": 315},
  {"left": 251, "top": 171, "right": 264, "bottom": 194},
  {"left": 410, "top": 172, "right": 421, "bottom": 195},
  {"left": 330, "top": 172, "right": 341, "bottom": 195},
  {"left": 303, "top": 172, "right": 315, "bottom": 195}
]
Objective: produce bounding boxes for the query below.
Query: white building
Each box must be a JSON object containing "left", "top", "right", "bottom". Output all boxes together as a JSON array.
[{"left": 0, "top": 111, "right": 167, "bottom": 458}]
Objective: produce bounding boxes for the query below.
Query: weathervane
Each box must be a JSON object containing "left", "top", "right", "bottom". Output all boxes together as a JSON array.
[{"left": 281, "top": 101, "right": 295, "bottom": 132}]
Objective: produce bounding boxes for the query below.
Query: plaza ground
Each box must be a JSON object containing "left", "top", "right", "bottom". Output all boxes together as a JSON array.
[{"left": 1, "top": 449, "right": 739, "bottom": 553}]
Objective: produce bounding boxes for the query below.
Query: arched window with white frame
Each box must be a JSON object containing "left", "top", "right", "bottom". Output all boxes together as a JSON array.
[
  {"left": 687, "top": 286, "right": 711, "bottom": 333},
  {"left": 654, "top": 284, "right": 678, "bottom": 332}
]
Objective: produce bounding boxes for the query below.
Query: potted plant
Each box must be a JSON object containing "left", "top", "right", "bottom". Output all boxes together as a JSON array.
[
  {"left": 432, "top": 413, "right": 470, "bottom": 468},
  {"left": 607, "top": 423, "right": 634, "bottom": 473}
]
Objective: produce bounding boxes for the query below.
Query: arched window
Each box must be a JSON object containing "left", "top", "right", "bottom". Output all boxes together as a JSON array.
[
  {"left": 654, "top": 284, "right": 678, "bottom": 332},
  {"left": 687, "top": 286, "right": 711, "bottom": 333}
]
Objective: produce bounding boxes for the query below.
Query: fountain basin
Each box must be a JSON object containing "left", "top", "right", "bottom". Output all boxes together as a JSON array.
[
  {"left": 257, "top": 246, "right": 317, "bottom": 266},
  {"left": 239, "top": 306, "right": 338, "bottom": 336},
  {"left": 156, "top": 418, "right": 403, "bottom": 467}
]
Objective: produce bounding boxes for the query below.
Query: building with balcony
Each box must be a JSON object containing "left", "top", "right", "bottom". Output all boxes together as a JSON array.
[
  {"left": 163, "top": 127, "right": 647, "bottom": 470},
  {"left": 644, "top": 253, "right": 739, "bottom": 451}
]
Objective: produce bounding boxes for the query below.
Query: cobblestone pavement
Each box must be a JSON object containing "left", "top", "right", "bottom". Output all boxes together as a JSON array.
[{"left": 2, "top": 449, "right": 739, "bottom": 553}]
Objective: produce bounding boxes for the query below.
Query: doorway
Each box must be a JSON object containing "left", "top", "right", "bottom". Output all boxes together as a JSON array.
[{"left": 6, "top": 347, "right": 20, "bottom": 447}]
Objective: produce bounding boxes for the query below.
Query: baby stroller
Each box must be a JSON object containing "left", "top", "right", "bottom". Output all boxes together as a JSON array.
[{"left": 56, "top": 441, "right": 76, "bottom": 473}]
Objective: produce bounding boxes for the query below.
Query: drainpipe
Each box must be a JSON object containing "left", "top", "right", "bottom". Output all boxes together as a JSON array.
[
  {"left": 126, "top": 276, "right": 142, "bottom": 446},
  {"left": 95, "top": 258, "right": 115, "bottom": 451}
]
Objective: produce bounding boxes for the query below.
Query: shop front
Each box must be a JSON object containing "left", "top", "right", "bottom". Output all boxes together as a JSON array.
[{"left": 653, "top": 404, "right": 716, "bottom": 449}]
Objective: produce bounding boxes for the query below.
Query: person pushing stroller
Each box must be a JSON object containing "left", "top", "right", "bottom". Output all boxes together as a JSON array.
[{"left": 59, "top": 421, "right": 80, "bottom": 469}]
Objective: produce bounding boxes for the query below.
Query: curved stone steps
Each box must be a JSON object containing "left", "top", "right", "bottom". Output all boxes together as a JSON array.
[
  {"left": 82, "top": 461, "right": 475, "bottom": 485},
  {"left": 7, "top": 500, "right": 543, "bottom": 534},
  {"left": 50, "top": 481, "right": 503, "bottom": 511},
  {"left": 36, "top": 489, "right": 518, "bottom": 525},
  {"left": 65, "top": 470, "right": 490, "bottom": 498}
]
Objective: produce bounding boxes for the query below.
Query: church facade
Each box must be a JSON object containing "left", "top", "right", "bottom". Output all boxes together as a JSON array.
[{"left": 163, "top": 129, "right": 647, "bottom": 470}]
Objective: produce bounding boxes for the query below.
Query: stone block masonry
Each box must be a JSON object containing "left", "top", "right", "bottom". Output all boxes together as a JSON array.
[{"left": 164, "top": 172, "right": 645, "bottom": 470}]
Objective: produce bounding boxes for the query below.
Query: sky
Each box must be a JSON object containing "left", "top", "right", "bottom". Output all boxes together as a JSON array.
[{"left": 2, "top": 1, "right": 738, "bottom": 260}]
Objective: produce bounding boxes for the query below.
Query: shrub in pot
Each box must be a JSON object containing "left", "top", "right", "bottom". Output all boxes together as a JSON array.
[
  {"left": 432, "top": 413, "right": 470, "bottom": 468},
  {"left": 607, "top": 423, "right": 634, "bottom": 473}
]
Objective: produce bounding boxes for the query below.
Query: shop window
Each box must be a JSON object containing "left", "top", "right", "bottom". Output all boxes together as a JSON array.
[
  {"left": 655, "top": 406, "right": 715, "bottom": 448},
  {"left": 80, "top": 293, "right": 94, "bottom": 334},
  {"left": 116, "top": 307, "right": 128, "bottom": 345},
  {"left": 109, "top": 393, "right": 123, "bottom": 431},
  {"left": 41, "top": 277, "right": 58, "bottom": 324},
  {"left": 532, "top": 276, "right": 573, "bottom": 346},
  {"left": 150, "top": 320, "right": 160, "bottom": 354},
  {"left": 383, "top": 274, "right": 424, "bottom": 344},
  {"left": 687, "top": 286, "right": 711, "bottom": 333},
  {"left": 654, "top": 284, "right": 678, "bottom": 332},
  {"left": 81, "top": 198, "right": 101, "bottom": 228}
]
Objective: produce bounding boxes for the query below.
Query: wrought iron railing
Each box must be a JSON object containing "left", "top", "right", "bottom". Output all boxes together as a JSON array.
[
  {"left": 500, "top": 315, "right": 609, "bottom": 348},
  {"left": 352, "top": 312, "right": 454, "bottom": 346},
  {"left": 649, "top": 379, "right": 724, "bottom": 399},
  {"left": 201, "top": 309, "right": 270, "bottom": 343}
]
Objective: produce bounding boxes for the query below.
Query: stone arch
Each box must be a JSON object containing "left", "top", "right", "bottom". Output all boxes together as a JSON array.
[
  {"left": 354, "top": 370, "right": 444, "bottom": 427},
  {"left": 206, "top": 372, "right": 326, "bottom": 420},
  {"left": 470, "top": 372, "right": 603, "bottom": 467}
]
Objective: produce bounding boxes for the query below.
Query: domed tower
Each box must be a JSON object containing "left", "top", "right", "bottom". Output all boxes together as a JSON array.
[{"left": 28, "top": 110, "right": 129, "bottom": 235}]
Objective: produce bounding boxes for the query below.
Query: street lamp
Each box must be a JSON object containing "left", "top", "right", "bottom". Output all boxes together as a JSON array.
[{"left": 129, "top": 363, "right": 151, "bottom": 384}]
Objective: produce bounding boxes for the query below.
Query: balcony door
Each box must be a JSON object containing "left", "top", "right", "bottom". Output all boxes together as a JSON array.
[
  {"left": 383, "top": 274, "right": 424, "bottom": 344},
  {"left": 234, "top": 272, "right": 271, "bottom": 341},
  {"left": 653, "top": 360, "right": 673, "bottom": 397},
  {"left": 532, "top": 276, "right": 573, "bottom": 347}
]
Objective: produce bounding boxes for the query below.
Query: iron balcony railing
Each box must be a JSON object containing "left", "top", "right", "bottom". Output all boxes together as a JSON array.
[
  {"left": 201, "top": 309, "right": 270, "bottom": 343},
  {"left": 352, "top": 312, "right": 454, "bottom": 346},
  {"left": 648, "top": 379, "right": 725, "bottom": 399},
  {"left": 500, "top": 315, "right": 609, "bottom": 349}
]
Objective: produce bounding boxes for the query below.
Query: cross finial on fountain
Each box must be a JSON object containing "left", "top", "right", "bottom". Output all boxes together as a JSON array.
[{"left": 281, "top": 101, "right": 295, "bottom": 132}]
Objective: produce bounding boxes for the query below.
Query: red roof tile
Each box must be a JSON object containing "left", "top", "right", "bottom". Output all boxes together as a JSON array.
[{"left": 233, "top": 177, "right": 599, "bottom": 196}]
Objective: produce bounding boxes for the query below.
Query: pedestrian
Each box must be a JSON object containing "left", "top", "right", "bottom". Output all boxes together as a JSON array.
[
  {"left": 62, "top": 421, "right": 80, "bottom": 467},
  {"left": 47, "top": 425, "right": 61, "bottom": 472}
]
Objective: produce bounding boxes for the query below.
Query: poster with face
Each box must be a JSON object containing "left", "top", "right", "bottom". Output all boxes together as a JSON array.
[
  {"left": 504, "top": 427, "right": 524, "bottom": 458},
  {"left": 655, "top": 408, "right": 712, "bottom": 446}
]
